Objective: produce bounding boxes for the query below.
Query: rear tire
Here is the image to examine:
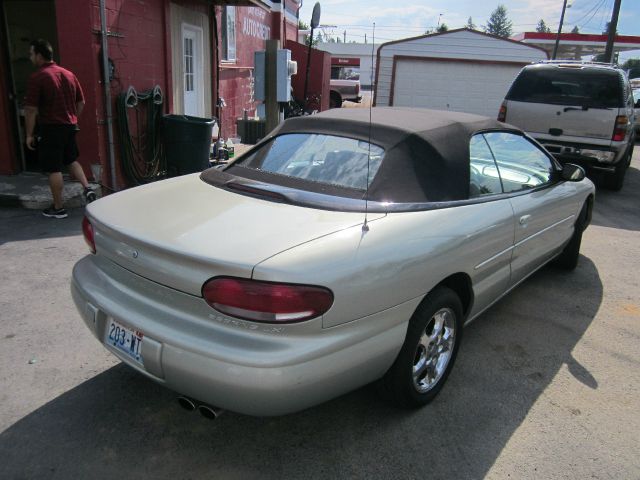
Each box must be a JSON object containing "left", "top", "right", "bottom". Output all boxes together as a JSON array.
[
  {"left": 381, "top": 287, "right": 463, "bottom": 408},
  {"left": 329, "top": 91, "right": 342, "bottom": 109},
  {"left": 555, "top": 201, "right": 588, "bottom": 270},
  {"left": 605, "top": 150, "right": 632, "bottom": 191}
]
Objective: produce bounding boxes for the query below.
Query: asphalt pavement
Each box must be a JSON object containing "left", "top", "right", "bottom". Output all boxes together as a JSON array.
[{"left": 1, "top": 153, "right": 639, "bottom": 479}]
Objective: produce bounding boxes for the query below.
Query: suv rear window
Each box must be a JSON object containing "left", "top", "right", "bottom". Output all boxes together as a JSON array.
[{"left": 507, "top": 67, "right": 623, "bottom": 108}]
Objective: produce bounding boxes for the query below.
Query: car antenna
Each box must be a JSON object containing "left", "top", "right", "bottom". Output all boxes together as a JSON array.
[{"left": 363, "top": 22, "right": 375, "bottom": 233}]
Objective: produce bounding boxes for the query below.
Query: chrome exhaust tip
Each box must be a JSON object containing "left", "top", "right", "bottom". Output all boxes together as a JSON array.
[
  {"left": 197, "top": 404, "right": 225, "bottom": 420},
  {"left": 177, "top": 395, "right": 197, "bottom": 412}
]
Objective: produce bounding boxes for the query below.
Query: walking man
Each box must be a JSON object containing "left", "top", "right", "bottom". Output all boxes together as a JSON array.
[{"left": 24, "top": 38, "right": 96, "bottom": 219}]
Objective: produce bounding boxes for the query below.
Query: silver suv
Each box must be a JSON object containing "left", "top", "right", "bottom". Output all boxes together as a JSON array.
[{"left": 499, "top": 61, "right": 636, "bottom": 190}]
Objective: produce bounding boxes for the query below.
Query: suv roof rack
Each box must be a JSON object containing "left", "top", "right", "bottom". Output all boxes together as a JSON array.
[{"left": 536, "top": 60, "right": 618, "bottom": 67}]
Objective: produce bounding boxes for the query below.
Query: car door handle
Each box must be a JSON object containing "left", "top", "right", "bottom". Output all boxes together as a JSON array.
[{"left": 519, "top": 215, "right": 531, "bottom": 226}]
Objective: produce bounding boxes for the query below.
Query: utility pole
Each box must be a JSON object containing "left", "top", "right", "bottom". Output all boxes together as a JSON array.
[
  {"left": 604, "top": 0, "right": 622, "bottom": 64},
  {"left": 265, "top": 40, "right": 281, "bottom": 135},
  {"left": 343, "top": 30, "right": 346, "bottom": 43},
  {"left": 552, "top": 0, "right": 569, "bottom": 60},
  {"left": 364, "top": 33, "right": 367, "bottom": 44}
]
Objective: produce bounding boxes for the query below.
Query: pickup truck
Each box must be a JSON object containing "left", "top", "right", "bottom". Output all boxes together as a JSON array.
[{"left": 330, "top": 61, "right": 362, "bottom": 108}]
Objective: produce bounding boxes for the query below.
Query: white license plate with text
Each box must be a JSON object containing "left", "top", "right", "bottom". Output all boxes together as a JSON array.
[{"left": 105, "top": 318, "right": 143, "bottom": 365}]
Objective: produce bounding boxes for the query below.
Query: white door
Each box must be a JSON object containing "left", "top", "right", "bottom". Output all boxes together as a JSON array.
[
  {"left": 392, "top": 59, "right": 523, "bottom": 117},
  {"left": 182, "top": 24, "right": 204, "bottom": 117}
]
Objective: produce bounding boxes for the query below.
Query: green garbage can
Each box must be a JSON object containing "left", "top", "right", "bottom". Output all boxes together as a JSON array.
[{"left": 162, "top": 114, "right": 216, "bottom": 177}]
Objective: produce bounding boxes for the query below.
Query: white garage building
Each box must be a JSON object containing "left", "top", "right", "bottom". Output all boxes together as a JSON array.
[{"left": 374, "top": 29, "right": 548, "bottom": 117}]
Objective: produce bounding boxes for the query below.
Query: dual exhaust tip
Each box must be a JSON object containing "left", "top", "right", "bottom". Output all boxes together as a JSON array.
[{"left": 177, "top": 395, "right": 224, "bottom": 420}]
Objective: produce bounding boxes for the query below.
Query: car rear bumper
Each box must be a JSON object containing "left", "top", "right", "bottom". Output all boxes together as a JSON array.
[{"left": 71, "top": 255, "right": 412, "bottom": 416}]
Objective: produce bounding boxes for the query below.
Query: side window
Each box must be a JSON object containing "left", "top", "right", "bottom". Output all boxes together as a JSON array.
[
  {"left": 469, "top": 134, "right": 502, "bottom": 197},
  {"left": 222, "top": 6, "right": 236, "bottom": 61},
  {"left": 483, "top": 132, "right": 554, "bottom": 193}
]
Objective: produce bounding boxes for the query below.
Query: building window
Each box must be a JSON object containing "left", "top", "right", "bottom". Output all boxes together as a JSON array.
[
  {"left": 222, "top": 6, "right": 236, "bottom": 61},
  {"left": 184, "top": 37, "right": 194, "bottom": 91}
]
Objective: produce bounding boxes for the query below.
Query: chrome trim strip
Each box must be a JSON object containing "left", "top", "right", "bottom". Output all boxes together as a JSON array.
[
  {"left": 514, "top": 215, "right": 575, "bottom": 248},
  {"left": 464, "top": 246, "right": 564, "bottom": 327},
  {"left": 474, "top": 245, "right": 514, "bottom": 271},
  {"left": 474, "top": 214, "right": 574, "bottom": 271}
]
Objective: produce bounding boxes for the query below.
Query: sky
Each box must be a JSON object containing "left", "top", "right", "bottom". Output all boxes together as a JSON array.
[{"left": 298, "top": 0, "right": 640, "bottom": 60}]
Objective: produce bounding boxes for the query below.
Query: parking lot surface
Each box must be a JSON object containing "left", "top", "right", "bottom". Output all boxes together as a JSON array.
[{"left": 1, "top": 153, "right": 639, "bottom": 479}]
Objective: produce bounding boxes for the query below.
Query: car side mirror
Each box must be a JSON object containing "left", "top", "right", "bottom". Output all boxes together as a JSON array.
[{"left": 561, "top": 163, "right": 586, "bottom": 182}]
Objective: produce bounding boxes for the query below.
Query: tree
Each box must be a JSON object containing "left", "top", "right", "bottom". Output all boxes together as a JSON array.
[
  {"left": 484, "top": 5, "right": 513, "bottom": 38},
  {"left": 536, "top": 19, "right": 551, "bottom": 33},
  {"left": 298, "top": 20, "right": 318, "bottom": 47},
  {"left": 571, "top": 26, "right": 580, "bottom": 34},
  {"left": 593, "top": 52, "right": 619, "bottom": 63},
  {"left": 622, "top": 58, "right": 640, "bottom": 78},
  {"left": 466, "top": 17, "right": 476, "bottom": 30},
  {"left": 437, "top": 23, "right": 448, "bottom": 33}
]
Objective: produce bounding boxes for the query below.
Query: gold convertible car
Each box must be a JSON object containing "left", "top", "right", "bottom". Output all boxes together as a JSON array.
[{"left": 72, "top": 108, "right": 594, "bottom": 417}]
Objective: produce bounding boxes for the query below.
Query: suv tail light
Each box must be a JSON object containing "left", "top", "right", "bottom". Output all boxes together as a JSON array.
[
  {"left": 612, "top": 115, "right": 629, "bottom": 141},
  {"left": 498, "top": 103, "right": 507, "bottom": 122},
  {"left": 82, "top": 216, "right": 96, "bottom": 254},
  {"left": 202, "top": 277, "right": 333, "bottom": 323}
]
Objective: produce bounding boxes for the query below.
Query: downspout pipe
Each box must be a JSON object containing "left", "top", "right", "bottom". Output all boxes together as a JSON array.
[
  {"left": 99, "top": 0, "right": 118, "bottom": 191},
  {"left": 212, "top": 3, "right": 221, "bottom": 134}
]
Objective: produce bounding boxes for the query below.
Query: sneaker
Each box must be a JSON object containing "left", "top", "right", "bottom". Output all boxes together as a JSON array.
[
  {"left": 42, "top": 206, "right": 68, "bottom": 219},
  {"left": 84, "top": 187, "right": 97, "bottom": 204}
]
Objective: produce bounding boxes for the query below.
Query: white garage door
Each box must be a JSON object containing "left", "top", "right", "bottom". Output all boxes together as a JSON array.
[{"left": 392, "top": 59, "right": 523, "bottom": 117}]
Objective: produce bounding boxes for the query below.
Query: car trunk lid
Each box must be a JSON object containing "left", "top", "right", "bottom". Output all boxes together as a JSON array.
[{"left": 87, "top": 174, "right": 381, "bottom": 296}]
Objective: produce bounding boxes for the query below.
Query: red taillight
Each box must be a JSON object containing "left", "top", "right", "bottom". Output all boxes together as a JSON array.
[
  {"left": 82, "top": 216, "right": 96, "bottom": 254},
  {"left": 612, "top": 115, "right": 628, "bottom": 141},
  {"left": 202, "top": 277, "right": 334, "bottom": 323},
  {"left": 498, "top": 103, "right": 507, "bottom": 122}
]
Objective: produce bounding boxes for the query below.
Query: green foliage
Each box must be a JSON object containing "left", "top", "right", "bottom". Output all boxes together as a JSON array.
[
  {"left": 571, "top": 26, "right": 580, "bottom": 34},
  {"left": 536, "top": 19, "right": 551, "bottom": 33},
  {"left": 622, "top": 58, "right": 640, "bottom": 79},
  {"left": 298, "top": 20, "right": 318, "bottom": 47},
  {"left": 484, "top": 5, "right": 513, "bottom": 38},
  {"left": 466, "top": 17, "right": 476, "bottom": 30},
  {"left": 437, "top": 23, "right": 448, "bottom": 33},
  {"left": 593, "top": 52, "right": 619, "bottom": 64}
]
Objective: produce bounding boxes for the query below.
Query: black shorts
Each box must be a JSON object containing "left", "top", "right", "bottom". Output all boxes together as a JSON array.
[{"left": 38, "top": 124, "right": 80, "bottom": 173}]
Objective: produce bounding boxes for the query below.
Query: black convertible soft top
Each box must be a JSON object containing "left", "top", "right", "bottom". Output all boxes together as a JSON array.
[{"left": 202, "top": 107, "right": 517, "bottom": 207}]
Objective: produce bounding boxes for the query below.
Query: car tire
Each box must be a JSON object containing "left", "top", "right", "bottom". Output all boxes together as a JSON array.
[
  {"left": 554, "top": 201, "right": 588, "bottom": 270},
  {"left": 381, "top": 286, "right": 463, "bottom": 408},
  {"left": 329, "top": 91, "right": 342, "bottom": 109}
]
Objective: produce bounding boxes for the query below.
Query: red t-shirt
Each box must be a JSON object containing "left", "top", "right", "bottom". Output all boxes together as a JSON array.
[{"left": 24, "top": 62, "right": 84, "bottom": 125}]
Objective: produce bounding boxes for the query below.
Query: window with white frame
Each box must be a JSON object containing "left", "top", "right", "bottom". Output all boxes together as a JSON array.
[
  {"left": 222, "top": 6, "right": 236, "bottom": 61},
  {"left": 184, "top": 36, "right": 194, "bottom": 91}
]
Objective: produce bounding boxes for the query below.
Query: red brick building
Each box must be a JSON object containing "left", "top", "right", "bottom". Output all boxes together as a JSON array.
[{"left": 0, "top": 0, "right": 304, "bottom": 190}]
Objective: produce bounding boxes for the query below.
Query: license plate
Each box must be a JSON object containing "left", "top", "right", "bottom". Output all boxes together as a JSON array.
[{"left": 105, "top": 318, "right": 143, "bottom": 365}]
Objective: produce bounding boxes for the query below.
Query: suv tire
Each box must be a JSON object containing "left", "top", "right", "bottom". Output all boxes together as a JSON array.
[
  {"left": 606, "top": 149, "right": 632, "bottom": 191},
  {"left": 329, "top": 91, "right": 342, "bottom": 109}
]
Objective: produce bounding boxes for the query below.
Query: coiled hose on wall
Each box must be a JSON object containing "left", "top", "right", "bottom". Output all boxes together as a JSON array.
[{"left": 116, "top": 85, "right": 165, "bottom": 185}]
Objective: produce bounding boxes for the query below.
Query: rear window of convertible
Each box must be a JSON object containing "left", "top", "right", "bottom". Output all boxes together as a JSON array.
[{"left": 229, "top": 133, "right": 385, "bottom": 191}]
